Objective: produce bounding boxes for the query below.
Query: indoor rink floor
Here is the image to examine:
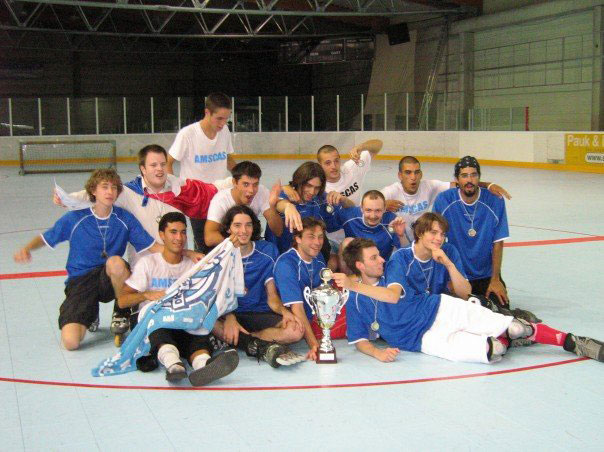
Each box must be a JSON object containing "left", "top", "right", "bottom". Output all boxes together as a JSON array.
[{"left": 1, "top": 158, "right": 603, "bottom": 451}]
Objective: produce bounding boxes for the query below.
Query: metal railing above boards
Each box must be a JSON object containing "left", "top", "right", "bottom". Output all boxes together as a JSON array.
[{"left": 0, "top": 94, "right": 530, "bottom": 137}]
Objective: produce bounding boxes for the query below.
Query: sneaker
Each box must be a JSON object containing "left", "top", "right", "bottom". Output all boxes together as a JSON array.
[
  {"left": 511, "top": 308, "right": 542, "bottom": 324},
  {"left": 208, "top": 335, "right": 231, "bottom": 355},
  {"left": 487, "top": 337, "right": 507, "bottom": 363},
  {"left": 88, "top": 316, "right": 100, "bottom": 333},
  {"left": 189, "top": 349, "right": 239, "bottom": 387},
  {"left": 247, "top": 339, "right": 289, "bottom": 368},
  {"left": 564, "top": 334, "right": 604, "bottom": 362},
  {"left": 110, "top": 312, "right": 129, "bottom": 335},
  {"left": 469, "top": 294, "right": 541, "bottom": 324},
  {"left": 509, "top": 338, "right": 535, "bottom": 348},
  {"left": 165, "top": 363, "right": 187, "bottom": 382},
  {"left": 276, "top": 351, "right": 305, "bottom": 366}
]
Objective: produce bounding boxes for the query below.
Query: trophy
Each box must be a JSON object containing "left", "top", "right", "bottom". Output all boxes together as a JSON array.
[{"left": 304, "top": 268, "right": 349, "bottom": 364}]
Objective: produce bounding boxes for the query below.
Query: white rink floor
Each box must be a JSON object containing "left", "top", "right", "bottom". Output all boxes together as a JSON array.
[{"left": 1, "top": 158, "right": 604, "bottom": 451}]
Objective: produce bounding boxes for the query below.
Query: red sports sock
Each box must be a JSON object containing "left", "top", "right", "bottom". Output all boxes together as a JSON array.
[
  {"left": 529, "top": 323, "right": 567, "bottom": 346},
  {"left": 497, "top": 335, "right": 510, "bottom": 347}
]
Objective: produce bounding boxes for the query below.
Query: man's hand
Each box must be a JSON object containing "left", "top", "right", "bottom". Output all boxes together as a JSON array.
[
  {"left": 13, "top": 248, "right": 32, "bottom": 263},
  {"left": 144, "top": 290, "right": 166, "bottom": 301},
  {"left": 184, "top": 249, "right": 205, "bottom": 262},
  {"left": 53, "top": 190, "right": 66, "bottom": 207},
  {"left": 486, "top": 279, "right": 509, "bottom": 306},
  {"left": 281, "top": 309, "right": 304, "bottom": 333},
  {"left": 306, "top": 343, "right": 318, "bottom": 361},
  {"left": 332, "top": 272, "right": 355, "bottom": 290},
  {"left": 223, "top": 314, "right": 249, "bottom": 346},
  {"left": 269, "top": 179, "right": 282, "bottom": 209},
  {"left": 229, "top": 232, "right": 242, "bottom": 248},
  {"left": 349, "top": 145, "right": 362, "bottom": 164},
  {"left": 385, "top": 200, "right": 404, "bottom": 213},
  {"left": 374, "top": 347, "right": 400, "bottom": 363},
  {"left": 389, "top": 216, "right": 406, "bottom": 237},
  {"left": 488, "top": 184, "right": 511, "bottom": 200},
  {"left": 326, "top": 190, "right": 344, "bottom": 206},
  {"left": 281, "top": 185, "right": 300, "bottom": 204},
  {"left": 283, "top": 203, "right": 303, "bottom": 233},
  {"left": 431, "top": 248, "right": 452, "bottom": 267}
]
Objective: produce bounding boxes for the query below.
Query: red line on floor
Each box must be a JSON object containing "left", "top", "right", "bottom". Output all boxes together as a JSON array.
[
  {"left": 0, "top": 357, "right": 589, "bottom": 391},
  {"left": 0, "top": 270, "right": 66, "bottom": 280},
  {"left": 504, "top": 236, "right": 604, "bottom": 247}
]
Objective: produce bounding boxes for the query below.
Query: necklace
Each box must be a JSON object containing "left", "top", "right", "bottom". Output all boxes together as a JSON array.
[
  {"left": 459, "top": 198, "right": 478, "bottom": 237},
  {"left": 370, "top": 295, "right": 379, "bottom": 331},
  {"left": 241, "top": 244, "right": 254, "bottom": 295},
  {"left": 93, "top": 207, "right": 110, "bottom": 259},
  {"left": 416, "top": 259, "right": 433, "bottom": 294},
  {"left": 145, "top": 183, "right": 165, "bottom": 223}
]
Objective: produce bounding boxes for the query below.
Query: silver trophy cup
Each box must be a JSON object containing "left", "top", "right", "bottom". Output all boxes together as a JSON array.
[{"left": 303, "top": 268, "right": 349, "bottom": 363}]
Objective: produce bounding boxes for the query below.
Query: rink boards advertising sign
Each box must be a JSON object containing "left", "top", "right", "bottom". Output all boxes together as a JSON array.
[{"left": 565, "top": 133, "right": 604, "bottom": 165}]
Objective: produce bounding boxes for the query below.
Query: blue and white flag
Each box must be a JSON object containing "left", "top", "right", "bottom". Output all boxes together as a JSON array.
[{"left": 92, "top": 239, "right": 243, "bottom": 377}]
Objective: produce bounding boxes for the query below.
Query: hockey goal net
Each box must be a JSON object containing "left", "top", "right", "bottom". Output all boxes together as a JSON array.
[{"left": 19, "top": 139, "right": 117, "bottom": 175}]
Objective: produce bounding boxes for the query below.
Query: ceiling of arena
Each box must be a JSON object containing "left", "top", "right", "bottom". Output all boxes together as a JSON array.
[{"left": 0, "top": 0, "right": 480, "bottom": 55}]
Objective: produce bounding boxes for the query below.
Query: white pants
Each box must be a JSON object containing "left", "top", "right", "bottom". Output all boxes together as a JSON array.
[{"left": 420, "top": 294, "right": 514, "bottom": 364}]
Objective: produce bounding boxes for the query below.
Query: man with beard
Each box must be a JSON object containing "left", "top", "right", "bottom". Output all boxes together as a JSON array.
[
  {"left": 433, "top": 156, "right": 539, "bottom": 324},
  {"left": 381, "top": 156, "right": 510, "bottom": 245}
]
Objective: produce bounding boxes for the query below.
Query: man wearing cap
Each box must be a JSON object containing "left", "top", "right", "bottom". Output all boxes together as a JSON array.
[{"left": 433, "top": 156, "right": 539, "bottom": 324}]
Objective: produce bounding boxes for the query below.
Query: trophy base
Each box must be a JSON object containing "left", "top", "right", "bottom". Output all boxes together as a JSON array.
[{"left": 316, "top": 348, "right": 337, "bottom": 364}]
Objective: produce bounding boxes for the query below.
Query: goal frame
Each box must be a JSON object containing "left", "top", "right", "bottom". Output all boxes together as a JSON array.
[{"left": 18, "top": 139, "right": 117, "bottom": 175}]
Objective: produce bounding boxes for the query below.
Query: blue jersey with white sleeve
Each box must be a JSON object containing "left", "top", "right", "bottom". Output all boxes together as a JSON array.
[
  {"left": 42, "top": 206, "right": 154, "bottom": 282},
  {"left": 347, "top": 276, "right": 439, "bottom": 352},
  {"left": 265, "top": 191, "right": 338, "bottom": 254},
  {"left": 433, "top": 188, "right": 509, "bottom": 280},
  {"left": 334, "top": 206, "right": 400, "bottom": 260},
  {"left": 237, "top": 240, "right": 279, "bottom": 313},
  {"left": 273, "top": 248, "right": 326, "bottom": 319},
  {"left": 388, "top": 243, "right": 467, "bottom": 297}
]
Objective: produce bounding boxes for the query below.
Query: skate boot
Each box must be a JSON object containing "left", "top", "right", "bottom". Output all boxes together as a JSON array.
[
  {"left": 563, "top": 334, "right": 604, "bottom": 362},
  {"left": 246, "top": 338, "right": 301, "bottom": 368},
  {"left": 189, "top": 349, "right": 239, "bottom": 387},
  {"left": 468, "top": 294, "right": 541, "bottom": 324},
  {"left": 110, "top": 312, "right": 130, "bottom": 347},
  {"left": 88, "top": 315, "right": 100, "bottom": 333}
]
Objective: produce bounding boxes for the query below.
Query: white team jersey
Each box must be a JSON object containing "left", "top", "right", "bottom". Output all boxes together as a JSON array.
[
  {"left": 169, "top": 121, "right": 234, "bottom": 182},
  {"left": 125, "top": 253, "right": 207, "bottom": 334},
  {"left": 381, "top": 179, "right": 450, "bottom": 241},
  {"left": 206, "top": 186, "right": 270, "bottom": 223},
  {"left": 325, "top": 150, "right": 372, "bottom": 206},
  {"left": 325, "top": 150, "right": 371, "bottom": 244}
]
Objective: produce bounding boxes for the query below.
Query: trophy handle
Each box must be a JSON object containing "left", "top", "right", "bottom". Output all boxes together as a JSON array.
[
  {"left": 336, "top": 288, "right": 349, "bottom": 315},
  {"left": 303, "top": 286, "right": 316, "bottom": 316}
]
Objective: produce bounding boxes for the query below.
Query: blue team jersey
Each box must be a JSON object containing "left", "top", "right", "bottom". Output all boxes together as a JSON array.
[
  {"left": 433, "top": 188, "right": 509, "bottom": 280},
  {"left": 273, "top": 248, "right": 326, "bottom": 319},
  {"left": 42, "top": 206, "right": 154, "bottom": 282},
  {"left": 237, "top": 240, "right": 279, "bottom": 313},
  {"left": 346, "top": 276, "right": 439, "bottom": 352},
  {"left": 334, "top": 206, "right": 400, "bottom": 260},
  {"left": 265, "top": 191, "right": 339, "bottom": 253},
  {"left": 387, "top": 242, "right": 467, "bottom": 297}
]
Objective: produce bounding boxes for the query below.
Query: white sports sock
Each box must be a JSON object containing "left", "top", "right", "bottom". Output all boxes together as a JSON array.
[
  {"left": 191, "top": 353, "right": 211, "bottom": 370},
  {"left": 157, "top": 344, "right": 181, "bottom": 370}
]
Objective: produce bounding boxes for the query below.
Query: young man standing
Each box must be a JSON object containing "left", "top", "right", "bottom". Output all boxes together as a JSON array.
[
  {"left": 15, "top": 169, "right": 160, "bottom": 351},
  {"left": 210, "top": 205, "right": 304, "bottom": 367},
  {"left": 334, "top": 238, "right": 604, "bottom": 364},
  {"left": 204, "top": 161, "right": 283, "bottom": 248},
  {"left": 118, "top": 212, "right": 239, "bottom": 385},
  {"left": 381, "top": 156, "right": 510, "bottom": 243},
  {"left": 317, "top": 140, "right": 383, "bottom": 248},
  {"left": 167, "top": 93, "right": 237, "bottom": 251},
  {"left": 273, "top": 217, "right": 330, "bottom": 361}
]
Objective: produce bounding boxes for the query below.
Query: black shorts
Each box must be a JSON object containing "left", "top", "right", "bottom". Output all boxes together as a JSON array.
[
  {"left": 148, "top": 328, "right": 211, "bottom": 362},
  {"left": 58, "top": 265, "right": 115, "bottom": 330},
  {"left": 234, "top": 311, "right": 282, "bottom": 332},
  {"left": 470, "top": 275, "right": 509, "bottom": 306}
]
